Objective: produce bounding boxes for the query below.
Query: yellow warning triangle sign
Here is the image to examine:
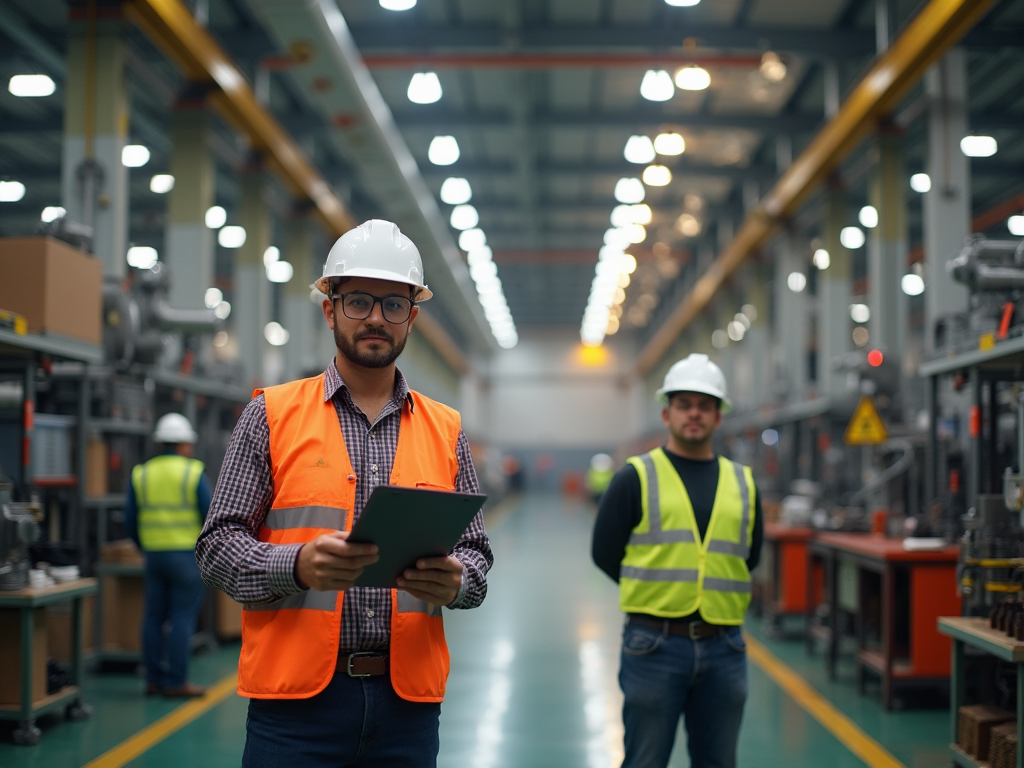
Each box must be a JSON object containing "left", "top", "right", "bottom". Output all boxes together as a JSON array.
[{"left": 844, "top": 396, "right": 888, "bottom": 445}]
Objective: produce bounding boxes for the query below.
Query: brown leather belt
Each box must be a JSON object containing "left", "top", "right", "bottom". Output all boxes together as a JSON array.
[
  {"left": 341, "top": 652, "right": 388, "bottom": 678},
  {"left": 628, "top": 615, "right": 727, "bottom": 640}
]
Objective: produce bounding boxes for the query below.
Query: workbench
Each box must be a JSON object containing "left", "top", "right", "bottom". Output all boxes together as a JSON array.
[
  {"left": 808, "top": 532, "right": 961, "bottom": 709},
  {"left": 762, "top": 522, "right": 816, "bottom": 636},
  {"left": 939, "top": 617, "right": 1024, "bottom": 768},
  {"left": 0, "top": 578, "right": 96, "bottom": 745}
]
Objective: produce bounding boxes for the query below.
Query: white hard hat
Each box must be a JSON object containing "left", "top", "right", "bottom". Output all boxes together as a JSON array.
[
  {"left": 153, "top": 413, "right": 197, "bottom": 444},
  {"left": 314, "top": 219, "right": 432, "bottom": 301},
  {"left": 591, "top": 454, "right": 614, "bottom": 472},
  {"left": 656, "top": 353, "right": 731, "bottom": 412}
]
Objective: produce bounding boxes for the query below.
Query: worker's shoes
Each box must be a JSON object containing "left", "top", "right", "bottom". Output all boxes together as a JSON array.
[{"left": 162, "top": 682, "right": 206, "bottom": 698}]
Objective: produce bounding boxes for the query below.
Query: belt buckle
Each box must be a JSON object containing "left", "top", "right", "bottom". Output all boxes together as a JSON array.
[
  {"left": 346, "top": 652, "right": 376, "bottom": 678},
  {"left": 688, "top": 622, "right": 702, "bottom": 641}
]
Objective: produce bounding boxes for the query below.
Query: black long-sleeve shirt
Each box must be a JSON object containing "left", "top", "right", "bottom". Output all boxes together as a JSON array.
[{"left": 591, "top": 449, "right": 763, "bottom": 621}]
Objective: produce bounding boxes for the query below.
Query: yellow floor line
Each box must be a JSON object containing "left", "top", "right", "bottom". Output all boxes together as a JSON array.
[
  {"left": 81, "top": 672, "right": 239, "bottom": 768},
  {"left": 745, "top": 634, "right": 906, "bottom": 768}
]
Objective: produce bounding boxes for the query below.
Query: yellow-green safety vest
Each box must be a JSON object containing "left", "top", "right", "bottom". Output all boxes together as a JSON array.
[
  {"left": 587, "top": 467, "right": 614, "bottom": 495},
  {"left": 619, "top": 448, "right": 756, "bottom": 625},
  {"left": 132, "top": 455, "right": 205, "bottom": 552}
]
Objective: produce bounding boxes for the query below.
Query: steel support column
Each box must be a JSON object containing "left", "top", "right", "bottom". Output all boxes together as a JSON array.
[
  {"left": 234, "top": 162, "right": 271, "bottom": 387},
  {"left": 868, "top": 130, "right": 909, "bottom": 374},
  {"left": 283, "top": 214, "right": 318, "bottom": 381},
  {"left": 166, "top": 94, "right": 215, "bottom": 310},
  {"left": 924, "top": 48, "right": 971, "bottom": 355},
  {"left": 62, "top": 13, "right": 128, "bottom": 277},
  {"left": 775, "top": 234, "right": 809, "bottom": 401},
  {"left": 820, "top": 184, "right": 852, "bottom": 397}
]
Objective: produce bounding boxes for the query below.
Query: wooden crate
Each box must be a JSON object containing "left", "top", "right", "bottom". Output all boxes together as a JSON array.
[
  {"left": 990, "top": 722, "right": 1018, "bottom": 768},
  {"left": 959, "top": 705, "right": 1016, "bottom": 760}
]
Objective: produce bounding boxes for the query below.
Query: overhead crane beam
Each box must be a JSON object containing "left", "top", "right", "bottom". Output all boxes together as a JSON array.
[
  {"left": 635, "top": 0, "right": 998, "bottom": 377},
  {"left": 122, "top": 0, "right": 355, "bottom": 237},
  {"left": 121, "top": 0, "right": 471, "bottom": 374}
]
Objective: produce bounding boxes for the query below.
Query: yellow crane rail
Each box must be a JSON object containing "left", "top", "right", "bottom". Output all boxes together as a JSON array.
[{"left": 636, "top": 0, "right": 996, "bottom": 376}]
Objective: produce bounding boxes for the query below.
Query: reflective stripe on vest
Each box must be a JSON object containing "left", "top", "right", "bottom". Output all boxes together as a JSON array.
[
  {"left": 618, "top": 449, "right": 755, "bottom": 624},
  {"left": 236, "top": 374, "right": 462, "bottom": 703},
  {"left": 133, "top": 456, "right": 204, "bottom": 551}
]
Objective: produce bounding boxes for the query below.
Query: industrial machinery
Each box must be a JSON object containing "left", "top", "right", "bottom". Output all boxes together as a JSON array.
[
  {"left": 958, "top": 491, "right": 1024, "bottom": 617},
  {"left": 0, "top": 467, "right": 42, "bottom": 590},
  {"left": 944, "top": 235, "right": 1024, "bottom": 354}
]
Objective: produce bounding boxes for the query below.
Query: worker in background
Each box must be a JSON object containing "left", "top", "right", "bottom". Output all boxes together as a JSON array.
[
  {"left": 587, "top": 453, "right": 615, "bottom": 503},
  {"left": 197, "top": 220, "right": 492, "bottom": 768},
  {"left": 591, "top": 353, "right": 763, "bottom": 768},
  {"left": 124, "top": 412, "right": 212, "bottom": 698}
]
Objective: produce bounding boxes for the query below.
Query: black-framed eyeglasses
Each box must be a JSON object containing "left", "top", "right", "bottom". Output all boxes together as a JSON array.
[{"left": 330, "top": 291, "right": 414, "bottom": 324}]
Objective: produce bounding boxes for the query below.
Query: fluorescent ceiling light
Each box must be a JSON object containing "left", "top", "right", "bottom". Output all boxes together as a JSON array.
[
  {"left": 850, "top": 303, "right": 870, "bottom": 323},
  {"left": 787, "top": 272, "right": 806, "bottom": 293},
  {"left": 205, "top": 288, "right": 223, "bottom": 308},
  {"left": 910, "top": 173, "right": 931, "bottom": 193},
  {"left": 267, "top": 261, "right": 294, "bottom": 283},
  {"left": 150, "top": 174, "right": 175, "bottom": 194},
  {"left": 127, "top": 246, "right": 158, "bottom": 269},
  {"left": 408, "top": 72, "right": 442, "bottom": 104},
  {"left": 440, "top": 177, "right": 471, "bottom": 204},
  {"left": 654, "top": 132, "right": 685, "bottom": 155},
  {"left": 640, "top": 70, "right": 674, "bottom": 102},
  {"left": 205, "top": 206, "right": 227, "bottom": 229},
  {"left": 218, "top": 225, "right": 247, "bottom": 248},
  {"left": 264, "top": 322, "right": 290, "bottom": 346},
  {"left": 960, "top": 136, "right": 997, "bottom": 158},
  {"left": 624, "top": 224, "right": 647, "bottom": 244},
  {"left": 466, "top": 247, "right": 493, "bottom": 266},
  {"left": 665, "top": 0, "right": 700, "bottom": 6},
  {"left": 41, "top": 206, "right": 65, "bottom": 222},
  {"left": 840, "top": 226, "right": 865, "bottom": 249},
  {"left": 642, "top": 165, "right": 671, "bottom": 186},
  {"left": 470, "top": 261, "right": 498, "bottom": 282},
  {"left": 858, "top": 205, "right": 879, "bottom": 229},
  {"left": 675, "top": 65, "right": 711, "bottom": 91},
  {"left": 8, "top": 74, "right": 55, "bottom": 97},
  {"left": 727, "top": 321, "right": 746, "bottom": 341},
  {"left": 1008, "top": 216, "right": 1024, "bottom": 237},
  {"left": 712, "top": 329, "right": 728, "bottom": 349},
  {"left": 0, "top": 181, "right": 26, "bottom": 202},
  {"left": 813, "top": 249, "right": 830, "bottom": 270},
  {"left": 450, "top": 204, "right": 479, "bottom": 231},
  {"left": 122, "top": 145, "right": 151, "bottom": 168},
  {"left": 759, "top": 52, "right": 787, "bottom": 83},
  {"left": 624, "top": 135, "right": 656, "bottom": 164},
  {"left": 380, "top": 0, "right": 416, "bottom": 9},
  {"left": 428, "top": 135, "right": 460, "bottom": 165},
  {"left": 214, "top": 301, "right": 231, "bottom": 320},
  {"left": 614, "top": 178, "right": 645, "bottom": 204},
  {"left": 604, "top": 228, "right": 631, "bottom": 248},
  {"left": 263, "top": 246, "right": 280, "bottom": 267},
  {"left": 901, "top": 274, "right": 925, "bottom": 296},
  {"left": 458, "top": 228, "right": 486, "bottom": 251}
]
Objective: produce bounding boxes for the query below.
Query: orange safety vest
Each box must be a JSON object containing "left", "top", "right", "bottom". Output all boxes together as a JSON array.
[{"left": 237, "top": 374, "right": 462, "bottom": 703}]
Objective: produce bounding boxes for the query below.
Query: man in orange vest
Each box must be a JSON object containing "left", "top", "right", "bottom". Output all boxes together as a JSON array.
[{"left": 196, "top": 220, "right": 492, "bottom": 767}]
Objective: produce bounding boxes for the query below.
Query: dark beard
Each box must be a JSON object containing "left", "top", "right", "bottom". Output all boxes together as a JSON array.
[{"left": 334, "top": 323, "right": 408, "bottom": 369}]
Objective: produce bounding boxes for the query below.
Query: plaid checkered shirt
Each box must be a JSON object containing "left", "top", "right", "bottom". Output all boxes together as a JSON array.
[{"left": 195, "top": 361, "right": 492, "bottom": 651}]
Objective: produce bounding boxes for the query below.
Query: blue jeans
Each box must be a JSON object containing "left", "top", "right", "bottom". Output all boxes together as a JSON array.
[
  {"left": 242, "top": 671, "right": 441, "bottom": 768},
  {"left": 619, "top": 621, "right": 748, "bottom": 768},
  {"left": 142, "top": 550, "right": 206, "bottom": 688}
]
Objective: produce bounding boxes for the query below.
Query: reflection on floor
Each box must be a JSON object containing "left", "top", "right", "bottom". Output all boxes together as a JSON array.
[{"left": 1, "top": 493, "right": 949, "bottom": 768}]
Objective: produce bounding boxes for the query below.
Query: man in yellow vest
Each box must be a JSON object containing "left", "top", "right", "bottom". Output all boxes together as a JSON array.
[
  {"left": 587, "top": 453, "right": 616, "bottom": 504},
  {"left": 125, "top": 412, "right": 211, "bottom": 698},
  {"left": 591, "top": 353, "right": 763, "bottom": 768},
  {"left": 196, "top": 220, "right": 492, "bottom": 768}
]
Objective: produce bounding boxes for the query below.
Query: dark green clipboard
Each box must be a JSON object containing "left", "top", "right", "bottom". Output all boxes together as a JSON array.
[{"left": 347, "top": 486, "right": 487, "bottom": 589}]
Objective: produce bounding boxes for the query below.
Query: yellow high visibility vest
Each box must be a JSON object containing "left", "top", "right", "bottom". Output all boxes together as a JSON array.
[
  {"left": 618, "top": 448, "right": 755, "bottom": 625},
  {"left": 132, "top": 455, "right": 204, "bottom": 551}
]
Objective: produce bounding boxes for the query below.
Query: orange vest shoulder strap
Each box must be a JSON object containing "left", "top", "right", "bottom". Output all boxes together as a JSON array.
[{"left": 407, "top": 390, "right": 462, "bottom": 443}]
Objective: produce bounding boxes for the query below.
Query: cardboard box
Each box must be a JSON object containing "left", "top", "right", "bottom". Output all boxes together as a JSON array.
[
  {"left": 86, "top": 440, "right": 109, "bottom": 498},
  {"left": 0, "top": 608, "right": 48, "bottom": 707},
  {"left": 102, "top": 574, "right": 145, "bottom": 652},
  {"left": 215, "top": 590, "right": 243, "bottom": 640},
  {"left": 46, "top": 593, "right": 95, "bottom": 662},
  {"left": 0, "top": 237, "right": 102, "bottom": 344}
]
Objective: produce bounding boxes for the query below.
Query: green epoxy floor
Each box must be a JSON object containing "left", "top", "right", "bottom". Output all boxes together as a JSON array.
[{"left": 1, "top": 494, "right": 951, "bottom": 767}]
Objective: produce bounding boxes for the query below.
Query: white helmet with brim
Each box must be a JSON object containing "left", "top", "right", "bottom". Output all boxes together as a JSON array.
[{"left": 656, "top": 353, "right": 731, "bottom": 412}]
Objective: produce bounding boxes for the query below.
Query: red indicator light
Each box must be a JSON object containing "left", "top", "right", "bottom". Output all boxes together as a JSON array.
[{"left": 867, "top": 350, "right": 883, "bottom": 367}]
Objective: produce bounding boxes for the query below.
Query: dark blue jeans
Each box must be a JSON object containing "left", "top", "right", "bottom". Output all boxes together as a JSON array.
[
  {"left": 142, "top": 550, "right": 206, "bottom": 688},
  {"left": 619, "top": 621, "right": 748, "bottom": 768},
  {"left": 242, "top": 671, "right": 441, "bottom": 768}
]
